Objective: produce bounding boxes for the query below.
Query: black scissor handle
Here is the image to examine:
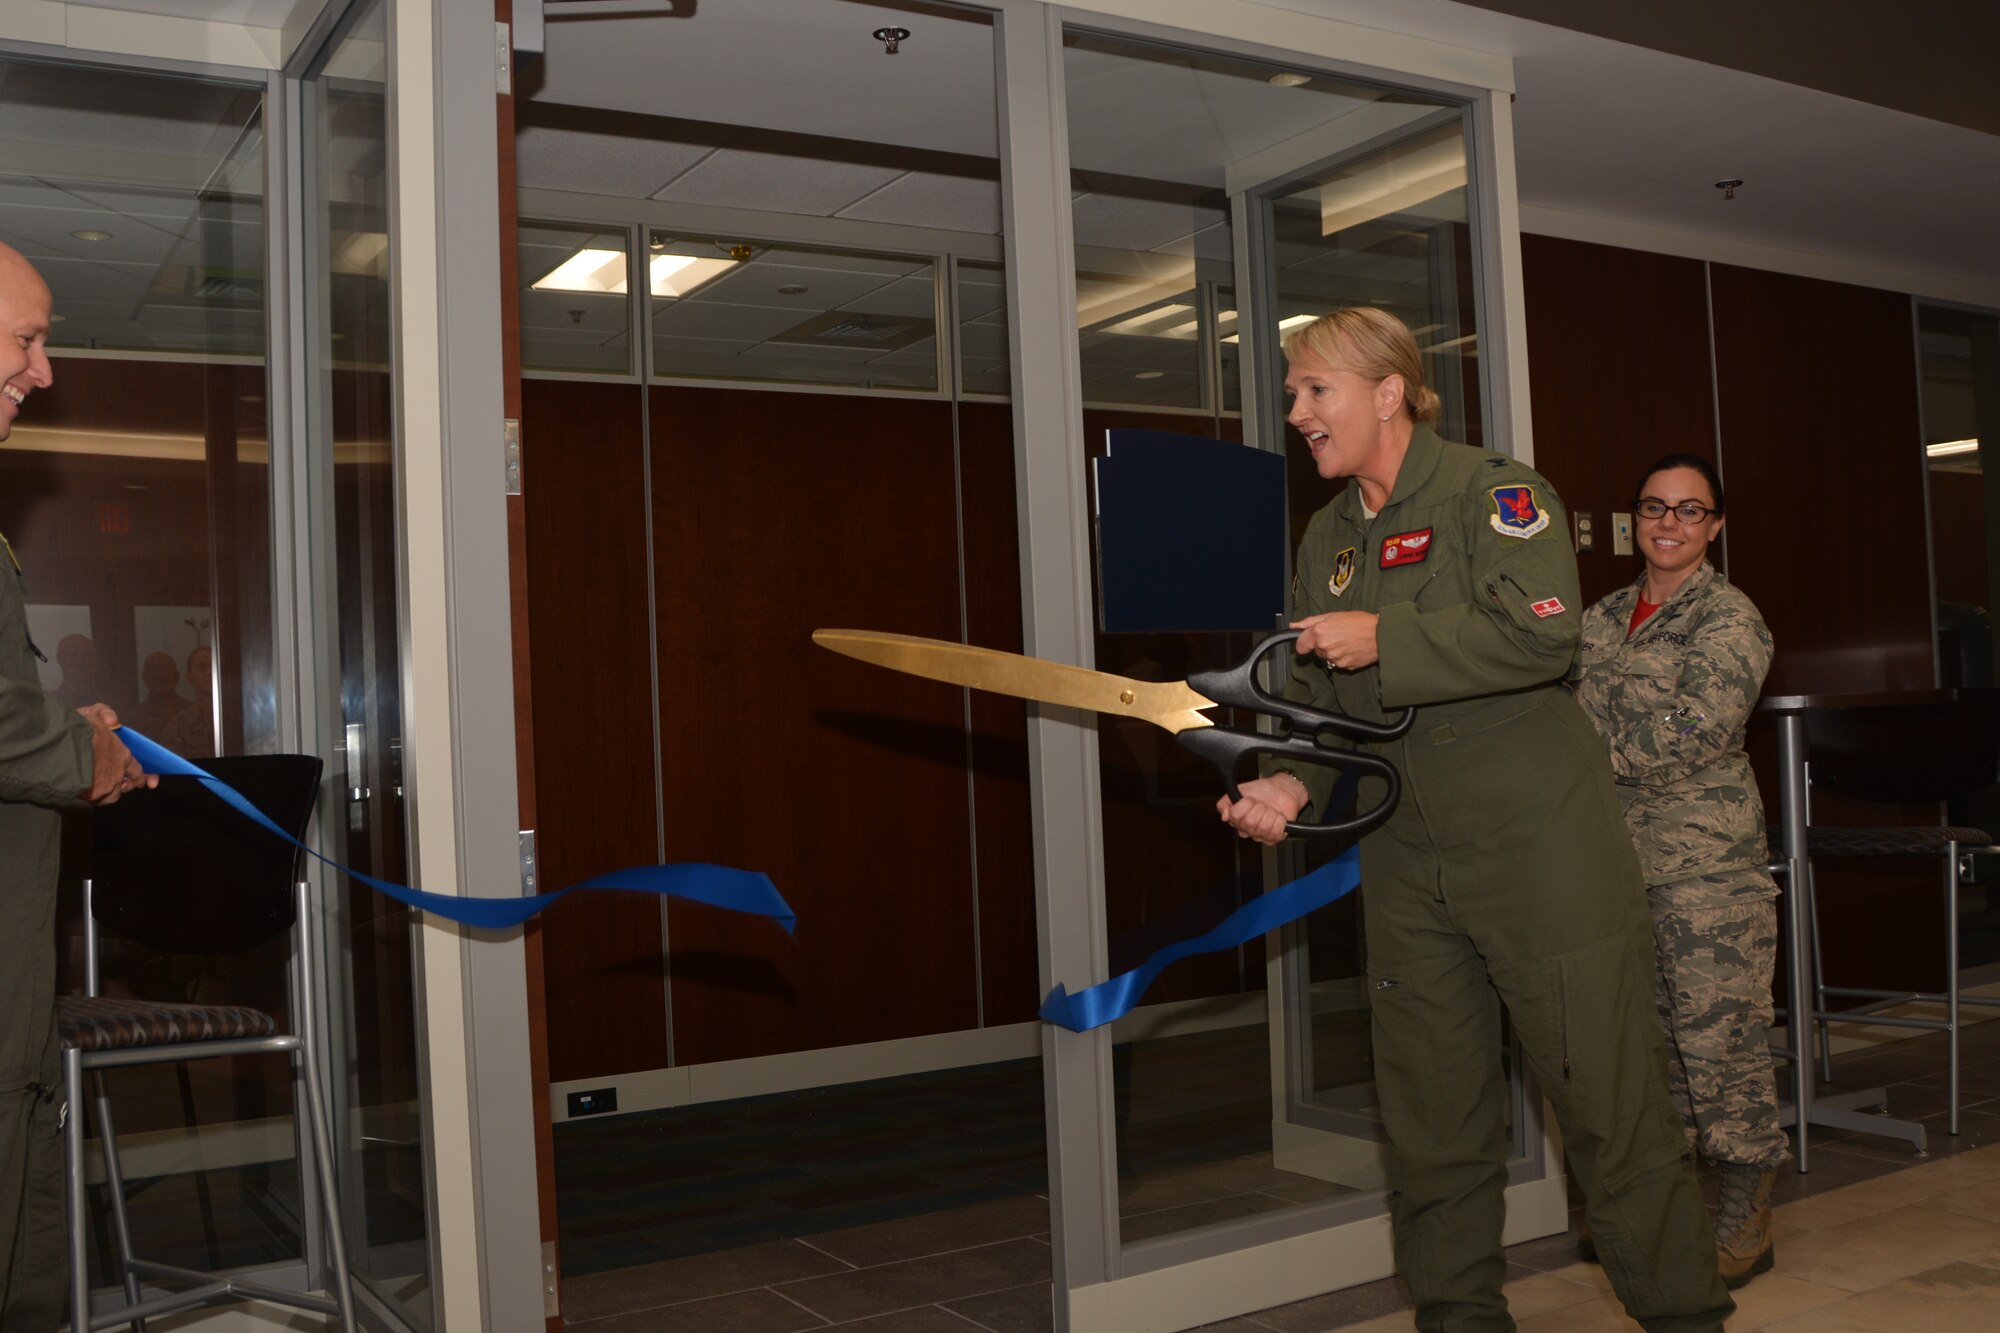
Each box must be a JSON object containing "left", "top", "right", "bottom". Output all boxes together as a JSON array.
[
  {"left": 1177, "top": 726, "right": 1400, "bottom": 839},
  {"left": 1186, "top": 631, "right": 1416, "bottom": 743}
]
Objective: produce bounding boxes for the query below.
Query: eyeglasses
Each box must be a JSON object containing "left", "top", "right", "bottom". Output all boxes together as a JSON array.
[{"left": 1633, "top": 498, "right": 1718, "bottom": 523}]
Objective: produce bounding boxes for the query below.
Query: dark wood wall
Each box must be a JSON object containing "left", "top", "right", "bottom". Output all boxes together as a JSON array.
[
  {"left": 525, "top": 385, "right": 1274, "bottom": 1077},
  {"left": 1523, "top": 236, "right": 1945, "bottom": 995}
]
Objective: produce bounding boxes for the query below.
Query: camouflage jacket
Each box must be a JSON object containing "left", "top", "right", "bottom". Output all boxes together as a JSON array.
[{"left": 1568, "top": 561, "right": 1775, "bottom": 889}]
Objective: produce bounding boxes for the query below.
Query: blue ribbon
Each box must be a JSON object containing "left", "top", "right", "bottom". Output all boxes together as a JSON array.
[
  {"left": 117, "top": 729, "right": 795, "bottom": 934},
  {"left": 1038, "top": 844, "right": 1362, "bottom": 1033}
]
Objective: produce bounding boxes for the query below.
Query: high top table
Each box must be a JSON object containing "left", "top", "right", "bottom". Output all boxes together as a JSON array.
[{"left": 1758, "top": 689, "right": 1949, "bottom": 1171}]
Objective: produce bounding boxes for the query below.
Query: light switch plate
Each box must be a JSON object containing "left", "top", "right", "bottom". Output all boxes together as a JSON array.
[{"left": 1612, "top": 512, "right": 1634, "bottom": 556}]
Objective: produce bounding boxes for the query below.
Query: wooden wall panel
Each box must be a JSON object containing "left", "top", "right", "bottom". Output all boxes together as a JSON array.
[
  {"left": 1520, "top": 234, "right": 1718, "bottom": 609},
  {"left": 955, "top": 401, "right": 1039, "bottom": 1025},
  {"left": 521, "top": 378, "right": 670, "bottom": 1082},
  {"left": 1709, "top": 266, "right": 1938, "bottom": 996},
  {"left": 653, "top": 386, "right": 980, "bottom": 1063},
  {"left": 1711, "top": 264, "right": 1930, "bottom": 695}
]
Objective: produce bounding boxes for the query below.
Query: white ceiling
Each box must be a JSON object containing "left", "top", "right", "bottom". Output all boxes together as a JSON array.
[{"left": 518, "top": 0, "right": 1999, "bottom": 300}]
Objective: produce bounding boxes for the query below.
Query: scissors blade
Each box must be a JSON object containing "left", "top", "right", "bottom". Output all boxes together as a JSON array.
[{"left": 813, "top": 629, "right": 1217, "bottom": 734}]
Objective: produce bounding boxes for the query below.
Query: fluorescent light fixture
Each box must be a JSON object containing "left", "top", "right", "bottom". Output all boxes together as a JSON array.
[
  {"left": 532, "top": 248, "right": 626, "bottom": 294},
  {"left": 532, "top": 249, "right": 735, "bottom": 299},
  {"left": 1320, "top": 124, "right": 1466, "bottom": 235},
  {"left": 331, "top": 230, "right": 389, "bottom": 278},
  {"left": 1104, "top": 302, "right": 1195, "bottom": 337},
  {"left": 649, "top": 253, "right": 734, "bottom": 298},
  {"left": 1223, "top": 313, "right": 1319, "bottom": 346},
  {"left": 1928, "top": 438, "right": 1980, "bottom": 457}
]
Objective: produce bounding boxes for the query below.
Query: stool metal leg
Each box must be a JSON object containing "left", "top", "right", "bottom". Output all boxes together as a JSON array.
[
  {"left": 90, "top": 1072, "right": 146, "bottom": 1328},
  {"left": 1807, "top": 861, "right": 1834, "bottom": 1085},
  {"left": 1948, "top": 841, "right": 1962, "bottom": 1136},
  {"left": 64, "top": 1049, "right": 89, "bottom": 1333}
]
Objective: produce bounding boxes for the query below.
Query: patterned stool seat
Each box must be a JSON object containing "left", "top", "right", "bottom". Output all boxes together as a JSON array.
[
  {"left": 1804, "top": 825, "right": 1993, "bottom": 858},
  {"left": 57, "top": 995, "right": 279, "bottom": 1053}
]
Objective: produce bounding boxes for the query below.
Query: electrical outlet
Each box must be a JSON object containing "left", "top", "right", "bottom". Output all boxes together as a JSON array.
[
  {"left": 1612, "top": 512, "right": 1634, "bottom": 556},
  {"left": 1574, "top": 510, "right": 1594, "bottom": 553},
  {"left": 567, "top": 1086, "right": 618, "bottom": 1117}
]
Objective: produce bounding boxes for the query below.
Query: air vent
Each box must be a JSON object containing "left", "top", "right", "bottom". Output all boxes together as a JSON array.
[
  {"left": 195, "top": 275, "right": 264, "bottom": 299},
  {"left": 773, "top": 310, "right": 933, "bottom": 351}
]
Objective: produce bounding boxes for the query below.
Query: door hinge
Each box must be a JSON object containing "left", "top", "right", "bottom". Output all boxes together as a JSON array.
[
  {"left": 496, "top": 21, "right": 513, "bottom": 95},
  {"left": 504, "top": 418, "right": 522, "bottom": 496},
  {"left": 519, "top": 829, "right": 538, "bottom": 895},
  {"left": 541, "top": 1238, "right": 559, "bottom": 1317}
]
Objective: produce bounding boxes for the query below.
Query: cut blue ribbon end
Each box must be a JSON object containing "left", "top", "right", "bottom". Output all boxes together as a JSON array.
[
  {"left": 115, "top": 728, "right": 796, "bottom": 934},
  {"left": 1038, "top": 845, "right": 1363, "bottom": 1033}
]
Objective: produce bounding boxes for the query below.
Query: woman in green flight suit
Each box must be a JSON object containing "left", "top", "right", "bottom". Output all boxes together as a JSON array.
[{"left": 1218, "top": 308, "right": 1729, "bottom": 1333}]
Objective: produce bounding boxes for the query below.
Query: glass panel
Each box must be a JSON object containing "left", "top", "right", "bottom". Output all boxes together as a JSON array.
[
  {"left": 306, "top": 0, "right": 432, "bottom": 1321},
  {"left": 956, "top": 259, "right": 1011, "bottom": 396},
  {"left": 1920, "top": 303, "right": 2000, "bottom": 972},
  {"left": 1060, "top": 27, "right": 1478, "bottom": 1254},
  {"left": 1268, "top": 116, "right": 1483, "bottom": 447},
  {"left": 519, "top": 221, "right": 632, "bottom": 375},
  {"left": 0, "top": 53, "right": 286, "bottom": 1281},
  {"left": 649, "top": 234, "right": 939, "bottom": 391}
]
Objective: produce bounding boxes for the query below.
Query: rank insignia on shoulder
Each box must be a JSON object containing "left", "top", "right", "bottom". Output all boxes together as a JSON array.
[
  {"left": 1329, "top": 546, "right": 1356, "bottom": 597},
  {"left": 1530, "top": 596, "right": 1565, "bottom": 618},
  {"left": 1379, "top": 528, "right": 1432, "bottom": 569},
  {"left": 1489, "top": 485, "right": 1550, "bottom": 538}
]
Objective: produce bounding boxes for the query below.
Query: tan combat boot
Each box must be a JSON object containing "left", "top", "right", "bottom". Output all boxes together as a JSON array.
[{"left": 1714, "top": 1164, "right": 1776, "bottom": 1289}]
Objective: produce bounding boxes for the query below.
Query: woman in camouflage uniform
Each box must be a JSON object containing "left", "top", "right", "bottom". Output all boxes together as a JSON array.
[{"left": 1569, "top": 453, "right": 1789, "bottom": 1290}]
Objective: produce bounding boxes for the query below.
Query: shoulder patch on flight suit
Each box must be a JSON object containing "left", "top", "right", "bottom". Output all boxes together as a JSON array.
[
  {"left": 1488, "top": 484, "right": 1550, "bottom": 538},
  {"left": 1329, "top": 546, "right": 1356, "bottom": 596},
  {"left": 1530, "top": 596, "right": 1565, "bottom": 618},
  {"left": 1379, "top": 529, "right": 1432, "bottom": 569}
]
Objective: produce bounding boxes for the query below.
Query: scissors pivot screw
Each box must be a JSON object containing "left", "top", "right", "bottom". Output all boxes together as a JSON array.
[{"left": 1119, "top": 689, "right": 1135, "bottom": 704}]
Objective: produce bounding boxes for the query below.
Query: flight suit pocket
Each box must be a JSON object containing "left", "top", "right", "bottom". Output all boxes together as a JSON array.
[{"left": 1526, "top": 927, "right": 1686, "bottom": 1185}]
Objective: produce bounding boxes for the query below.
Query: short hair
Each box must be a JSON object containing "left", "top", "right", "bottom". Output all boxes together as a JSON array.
[
  {"left": 1635, "top": 452, "right": 1725, "bottom": 514},
  {"left": 1281, "top": 307, "right": 1442, "bottom": 424}
]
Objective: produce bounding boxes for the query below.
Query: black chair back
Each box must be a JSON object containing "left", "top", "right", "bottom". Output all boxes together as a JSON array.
[
  {"left": 89, "top": 754, "right": 325, "bottom": 956},
  {"left": 1805, "top": 690, "right": 2000, "bottom": 807}
]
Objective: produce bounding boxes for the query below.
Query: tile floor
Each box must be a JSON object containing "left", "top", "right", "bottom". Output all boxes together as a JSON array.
[{"left": 563, "top": 1016, "right": 2000, "bottom": 1331}]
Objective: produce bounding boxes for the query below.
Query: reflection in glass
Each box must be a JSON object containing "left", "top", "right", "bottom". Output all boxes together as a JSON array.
[
  {"left": 1268, "top": 116, "right": 1482, "bottom": 447},
  {"left": 0, "top": 53, "right": 288, "bottom": 1285},
  {"left": 1922, "top": 305, "right": 2000, "bottom": 686},
  {"left": 307, "top": 0, "right": 432, "bottom": 1322},
  {"left": 956, "top": 259, "right": 1010, "bottom": 396},
  {"left": 520, "top": 222, "right": 632, "bottom": 375},
  {"left": 1062, "top": 27, "right": 1481, "bottom": 1252},
  {"left": 650, "top": 234, "right": 939, "bottom": 391}
]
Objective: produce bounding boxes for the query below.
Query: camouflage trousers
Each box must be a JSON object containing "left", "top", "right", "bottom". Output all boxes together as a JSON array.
[{"left": 1649, "top": 874, "right": 1793, "bottom": 1170}]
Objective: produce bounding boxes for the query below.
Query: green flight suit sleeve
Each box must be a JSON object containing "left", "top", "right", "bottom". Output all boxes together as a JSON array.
[
  {"left": 1375, "top": 469, "right": 1582, "bottom": 709},
  {"left": 1601, "top": 595, "right": 1773, "bottom": 786},
  {"left": 0, "top": 673, "right": 91, "bottom": 806}
]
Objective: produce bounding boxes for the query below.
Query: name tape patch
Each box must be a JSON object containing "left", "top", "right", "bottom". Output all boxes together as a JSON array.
[{"left": 1380, "top": 528, "right": 1433, "bottom": 568}]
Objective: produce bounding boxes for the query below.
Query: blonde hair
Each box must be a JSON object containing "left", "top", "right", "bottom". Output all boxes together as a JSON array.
[{"left": 1282, "top": 307, "right": 1441, "bottom": 424}]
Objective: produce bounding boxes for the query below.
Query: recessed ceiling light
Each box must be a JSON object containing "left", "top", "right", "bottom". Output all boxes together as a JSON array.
[
  {"left": 70, "top": 229, "right": 112, "bottom": 242},
  {"left": 1268, "top": 72, "right": 1312, "bottom": 88},
  {"left": 1134, "top": 371, "right": 1165, "bottom": 380}
]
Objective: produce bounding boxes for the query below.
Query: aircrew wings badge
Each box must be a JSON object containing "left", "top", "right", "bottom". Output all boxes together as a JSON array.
[
  {"left": 1489, "top": 485, "right": 1550, "bottom": 538},
  {"left": 1329, "top": 546, "right": 1356, "bottom": 597}
]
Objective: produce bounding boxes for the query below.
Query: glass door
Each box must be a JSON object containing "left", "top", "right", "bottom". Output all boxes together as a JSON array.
[
  {"left": 298, "top": 0, "right": 432, "bottom": 1324},
  {"left": 1024, "top": 16, "right": 1556, "bottom": 1329}
]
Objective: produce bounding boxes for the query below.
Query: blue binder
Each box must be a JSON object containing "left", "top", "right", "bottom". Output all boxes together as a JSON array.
[{"left": 1092, "top": 429, "right": 1286, "bottom": 634}]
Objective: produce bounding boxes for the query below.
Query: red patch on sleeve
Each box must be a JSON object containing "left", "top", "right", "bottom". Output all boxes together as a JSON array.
[{"left": 1530, "top": 597, "right": 1566, "bottom": 618}]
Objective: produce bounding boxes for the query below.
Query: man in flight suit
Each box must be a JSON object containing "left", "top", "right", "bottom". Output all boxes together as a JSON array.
[
  {"left": 1221, "top": 308, "right": 1729, "bottom": 1332},
  {"left": 0, "top": 240, "right": 152, "bottom": 1331}
]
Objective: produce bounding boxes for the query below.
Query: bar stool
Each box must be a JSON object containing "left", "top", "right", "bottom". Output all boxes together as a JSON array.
[{"left": 1799, "top": 690, "right": 2000, "bottom": 1137}]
